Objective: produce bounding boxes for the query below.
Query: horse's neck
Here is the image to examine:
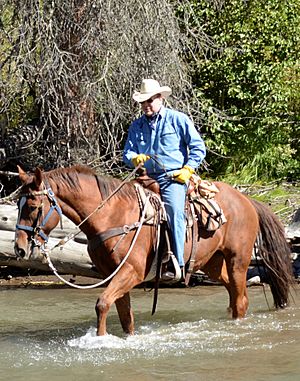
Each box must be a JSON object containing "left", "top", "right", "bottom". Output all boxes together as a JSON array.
[
  {"left": 50, "top": 178, "right": 100, "bottom": 229},
  {"left": 50, "top": 176, "right": 139, "bottom": 239}
]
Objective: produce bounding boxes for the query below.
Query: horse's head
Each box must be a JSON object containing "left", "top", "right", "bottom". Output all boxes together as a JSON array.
[{"left": 14, "top": 166, "right": 62, "bottom": 260}]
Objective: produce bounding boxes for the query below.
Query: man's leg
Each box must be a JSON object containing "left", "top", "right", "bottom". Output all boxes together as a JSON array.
[{"left": 159, "top": 179, "right": 187, "bottom": 267}]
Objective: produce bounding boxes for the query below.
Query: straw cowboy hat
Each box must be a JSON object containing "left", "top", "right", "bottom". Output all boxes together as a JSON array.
[{"left": 132, "top": 79, "right": 172, "bottom": 103}]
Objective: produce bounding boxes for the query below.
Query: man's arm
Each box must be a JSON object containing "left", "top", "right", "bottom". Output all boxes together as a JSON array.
[
  {"left": 182, "top": 114, "right": 206, "bottom": 169},
  {"left": 123, "top": 124, "right": 138, "bottom": 168}
]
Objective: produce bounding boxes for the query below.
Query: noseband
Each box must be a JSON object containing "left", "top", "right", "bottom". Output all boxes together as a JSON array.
[{"left": 16, "top": 184, "right": 63, "bottom": 246}]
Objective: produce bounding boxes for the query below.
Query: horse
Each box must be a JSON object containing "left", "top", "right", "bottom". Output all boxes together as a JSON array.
[{"left": 14, "top": 165, "right": 294, "bottom": 336}]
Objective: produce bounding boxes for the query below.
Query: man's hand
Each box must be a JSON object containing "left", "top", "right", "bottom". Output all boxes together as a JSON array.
[
  {"left": 131, "top": 154, "right": 150, "bottom": 167},
  {"left": 173, "top": 165, "right": 195, "bottom": 184}
]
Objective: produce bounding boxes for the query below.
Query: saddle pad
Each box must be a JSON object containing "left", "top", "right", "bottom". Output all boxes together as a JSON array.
[
  {"left": 134, "top": 183, "right": 166, "bottom": 224},
  {"left": 190, "top": 195, "right": 227, "bottom": 231}
]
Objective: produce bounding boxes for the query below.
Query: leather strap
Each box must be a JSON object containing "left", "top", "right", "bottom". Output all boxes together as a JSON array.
[
  {"left": 88, "top": 222, "right": 140, "bottom": 251},
  {"left": 185, "top": 202, "right": 198, "bottom": 286}
]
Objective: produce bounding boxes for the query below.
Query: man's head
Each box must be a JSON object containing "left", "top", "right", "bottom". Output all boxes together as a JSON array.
[{"left": 133, "top": 79, "right": 171, "bottom": 117}]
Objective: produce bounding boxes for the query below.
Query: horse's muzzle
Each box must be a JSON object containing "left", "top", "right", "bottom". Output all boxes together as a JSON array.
[
  {"left": 14, "top": 229, "right": 42, "bottom": 260},
  {"left": 15, "top": 241, "right": 42, "bottom": 260},
  {"left": 14, "top": 243, "right": 27, "bottom": 258}
]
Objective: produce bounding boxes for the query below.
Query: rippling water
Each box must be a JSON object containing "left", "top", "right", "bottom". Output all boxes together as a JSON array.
[{"left": 0, "top": 286, "right": 299, "bottom": 381}]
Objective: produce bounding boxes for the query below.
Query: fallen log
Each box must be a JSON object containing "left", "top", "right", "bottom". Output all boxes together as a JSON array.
[
  {"left": 0, "top": 204, "right": 87, "bottom": 241},
  {"left": 0, "top": 205, "right": 97, "bottom": 278},
  {"left": 0, "top": 230, "right": 99, "bottom": 278},
  {"left": 285, "top": 208, "right": 300, "bottom": 239},
  {"left": 1, "top": 204, "right": 299, "bottom": 280}
]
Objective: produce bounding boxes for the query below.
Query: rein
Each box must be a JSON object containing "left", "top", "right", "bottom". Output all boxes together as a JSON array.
[
  {"left": 42, "top": 194, "right": 152, "bottom": 289},
  {"left": 15, "top": 164, "right": 153, "bottom": 289}
]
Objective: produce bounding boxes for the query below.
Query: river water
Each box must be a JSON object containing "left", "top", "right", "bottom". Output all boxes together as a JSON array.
[{"left": 0, "top": 285, "right": 299, "bottom": 381}]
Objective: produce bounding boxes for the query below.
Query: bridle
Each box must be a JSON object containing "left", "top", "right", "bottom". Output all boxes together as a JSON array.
[{"left": 15, "top": 183, "right": 63, "bottom": 248}]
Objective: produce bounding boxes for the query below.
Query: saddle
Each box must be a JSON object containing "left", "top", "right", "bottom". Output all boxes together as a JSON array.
[
  {"left": 135, "top": 173, "right": 226, "bottom": 233},
  {"left": 134, "top": 172, "right": 228, "bottom": 314},
  {"left": 134, "top": 173, "right": 227, "bottom": 284}
]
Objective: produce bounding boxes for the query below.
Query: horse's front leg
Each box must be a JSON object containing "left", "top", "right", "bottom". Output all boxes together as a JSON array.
[
  {"left": 95, "top": 265, "right": 142, "bottom": 336},
  {"left": 115, "top": 292, "right": 134, "bottom": 335},
  {"left": 95, "top": 290, "right": 134, "bottom": 336},
  {"left": 95, "top": 296, "right": 109, "bottom": 336}
]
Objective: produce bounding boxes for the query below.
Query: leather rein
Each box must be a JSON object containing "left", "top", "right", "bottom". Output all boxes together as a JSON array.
[
  {"left": 15, "top": 165, "right": 162, "bottom": 289},
  {"left": 43, "top": 193, "right": 153, "bottom": 289}
]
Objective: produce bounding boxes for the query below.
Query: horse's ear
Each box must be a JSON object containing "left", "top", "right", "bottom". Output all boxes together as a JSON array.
[
  {"left": 17, "top": 165, "right": 29, "bottom": 184},
  {"left": 34, "top": 167, "right": 43, "bottom": 188}
]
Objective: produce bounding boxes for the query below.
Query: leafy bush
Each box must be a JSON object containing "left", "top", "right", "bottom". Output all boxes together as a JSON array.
[{"left": 181, "top": 0, "right": 300, "bottom": 181}]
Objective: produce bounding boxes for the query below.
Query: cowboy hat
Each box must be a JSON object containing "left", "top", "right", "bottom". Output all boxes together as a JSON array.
[{"left": 132, "top": 79, "right": 172, "bottom": 103}]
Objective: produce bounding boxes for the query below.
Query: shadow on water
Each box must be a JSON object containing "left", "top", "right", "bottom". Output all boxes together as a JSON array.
[{"left": 1, "top": 286, "right": 300, "bottom": 381}]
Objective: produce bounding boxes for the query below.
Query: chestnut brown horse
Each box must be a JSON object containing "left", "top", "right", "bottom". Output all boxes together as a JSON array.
[{"left": 14, "top": 165, "right": 293, "bottom": 336}]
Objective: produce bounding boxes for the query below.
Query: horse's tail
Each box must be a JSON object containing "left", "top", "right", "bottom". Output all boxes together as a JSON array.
[{"left": 251, "top": 199, "right": 294, "bottom": 308}]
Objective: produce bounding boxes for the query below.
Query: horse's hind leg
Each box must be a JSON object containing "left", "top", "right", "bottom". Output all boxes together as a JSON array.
[
  {"left": 226, "top": 252, "right": 250, "bottom": 318},
  {"left": 219, "top": 261, "right": 248, "bottom": 316},
  {"left": 201, "top": 251, "right": 249, "bottom": 318},
  {"left": 202, "top": 252, "right": 233, "bottom": 314}
]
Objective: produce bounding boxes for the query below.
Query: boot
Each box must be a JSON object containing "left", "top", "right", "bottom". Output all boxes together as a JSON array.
[{"left": 161, "top": 266, "right": 185, "bottom": 282}]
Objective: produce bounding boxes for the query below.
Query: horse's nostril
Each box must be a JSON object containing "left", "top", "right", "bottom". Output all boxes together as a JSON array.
[{"left": 15, "top": 246, "right": 26, "bottom": 258}]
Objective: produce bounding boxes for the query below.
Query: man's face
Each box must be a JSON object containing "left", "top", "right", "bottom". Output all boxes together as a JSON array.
[{"left": 140, "top": 94, "right": 163, "bottom": 117}]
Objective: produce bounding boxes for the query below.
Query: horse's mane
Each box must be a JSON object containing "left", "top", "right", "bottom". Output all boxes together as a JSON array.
[
  {"left": 44, "top": 165, "right": 137, "bottom": 200},
  {"left": 46, "top": 165, "right": 95, "bottom": 178},
  {"left": 44, "top": 165, "right": 95, "bottom": 190}
]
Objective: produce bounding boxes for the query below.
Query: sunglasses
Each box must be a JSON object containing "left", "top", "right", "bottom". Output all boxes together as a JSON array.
[{"left": 141, "top": 95, "right": 160, "bottom": 104}]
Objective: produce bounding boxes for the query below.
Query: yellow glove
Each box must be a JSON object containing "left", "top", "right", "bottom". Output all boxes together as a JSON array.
[
  {"left": 131, "top": 154, "right": 150, "bottom": 167},
  {"left": 173, "top": 165, "right": 195, "bottom": 184}
]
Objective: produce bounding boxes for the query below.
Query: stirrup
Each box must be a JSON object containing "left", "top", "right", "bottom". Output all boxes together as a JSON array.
[
  {"left": 161, "top": 254, "right": 182, "bottom": 282},
  {"left": 171, "top": 254, "right": 182, "bottom": 281}
]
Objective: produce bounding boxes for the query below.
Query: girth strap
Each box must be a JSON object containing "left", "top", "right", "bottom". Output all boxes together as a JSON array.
[
  {"left": 185, "top": 202, "right": 198, "bottom": 286},
  {"left": 88, "top": 222, "right": 141, "bottom": 251}
]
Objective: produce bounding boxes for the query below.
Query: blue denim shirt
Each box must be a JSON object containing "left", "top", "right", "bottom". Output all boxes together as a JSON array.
[{"left": 123, "top": 106, "right": 206, "bottom": 176}]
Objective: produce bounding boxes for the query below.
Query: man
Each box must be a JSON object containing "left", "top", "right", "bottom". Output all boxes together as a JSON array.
[{"left": 123, "top": 78, "right": 206, "bottom": 280}]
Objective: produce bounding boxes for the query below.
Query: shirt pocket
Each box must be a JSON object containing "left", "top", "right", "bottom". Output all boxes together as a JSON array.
[{"left": 160, "top": 123, "right": 179, "bottom": 150}]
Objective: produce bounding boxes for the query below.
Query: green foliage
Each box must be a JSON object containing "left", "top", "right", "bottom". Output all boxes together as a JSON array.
[
  {"left": 1, "top": 0, "right": 299, "bottom": 182},
  {"left": 250, "top": 183, "right": 300, "bottom": 225},
  {"left": 180, "top": 0, "right": 300, "bottom": 181}
]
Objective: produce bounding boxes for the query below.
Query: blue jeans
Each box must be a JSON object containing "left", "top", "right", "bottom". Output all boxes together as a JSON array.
[{"left": 153, "top": 174, "right": 187, "bottom": 267}]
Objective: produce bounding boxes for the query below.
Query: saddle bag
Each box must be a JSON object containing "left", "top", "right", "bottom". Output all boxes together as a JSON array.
[
  {"left": 190, "top": 196, "right": 226, "bottom": 231},
  {"left": 188, "top": 176, "right": 227, "bottom": 232}
]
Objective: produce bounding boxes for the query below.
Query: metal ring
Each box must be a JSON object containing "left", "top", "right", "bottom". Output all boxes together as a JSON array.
[{"left": 123, "top": 225, "right": 130, "bottom": 233}]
